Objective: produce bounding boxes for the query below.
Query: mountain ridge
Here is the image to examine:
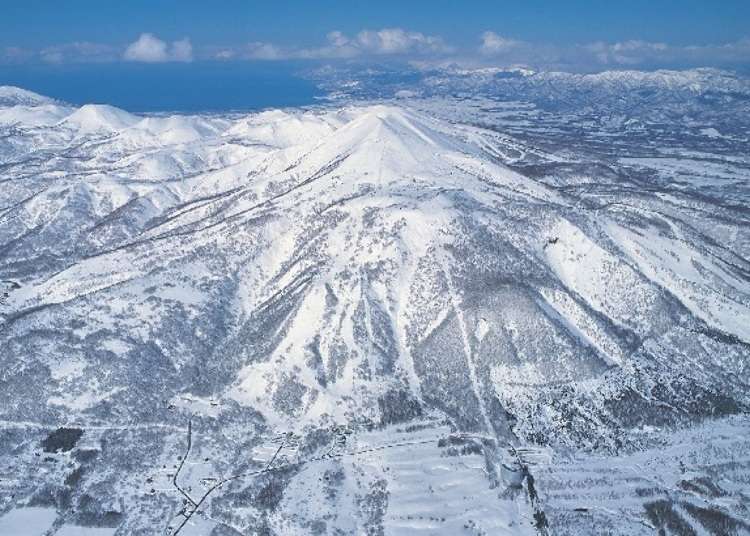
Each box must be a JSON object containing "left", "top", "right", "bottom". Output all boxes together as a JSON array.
[{"left": 2, "top": 92, "right": 747, "bottom": 439}]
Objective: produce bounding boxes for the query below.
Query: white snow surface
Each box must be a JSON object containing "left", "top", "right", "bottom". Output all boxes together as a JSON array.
[
  {"left": 0, "top": 508, "right": 57, "bottom": 536},
  {"left": 1, "top": 84, "right": 749, "bottom": 535}
]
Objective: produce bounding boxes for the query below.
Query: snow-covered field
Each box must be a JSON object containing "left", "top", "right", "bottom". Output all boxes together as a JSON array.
[{"left": 0, "top": 70, "right": 749, "bottom": 534}]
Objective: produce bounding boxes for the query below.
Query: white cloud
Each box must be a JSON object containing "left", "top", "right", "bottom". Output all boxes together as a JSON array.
[
  {"left": 586, "top": 39, "right": 750, "bottom": 67},
  {"left": 479, "top": 32, "right": 522, "bottom": 55},
  {"left": 1, "top": 46, "right": 33, "bottom": 64},
  {"left": 245, "top": 42, "right": 285, "bottom": 60},
  {"left": 354, "top": 28, "right": 450, "bottom": 55},
  {"left": 2, "top": 28, "right": 749, "bottom": 70},
  {"left": 40, "top": 42, "right": 118, "bottom": 64},
  {"left": 213, "top": 41, "right": 287, "bottom": 60},
  {"left": 123, "top": 33, "right": 168, "bottom": 62},
  {"left": 170, "top": 38, "right": 193, "bottom": 62},
  {"left": 586, "top": 40, "right": 670, "bottom": 65},
  {"left": 123, "top": 33, "right": 193, "bottom": 63},
  {"left": 327, "top": 31, "right": 350, "bottom": 48},
  {"left": 476, "top": 32, "right": 750, "bottom": 70},
  {"left": 215, "top": 27, "right": 451, "bottom": 61}
]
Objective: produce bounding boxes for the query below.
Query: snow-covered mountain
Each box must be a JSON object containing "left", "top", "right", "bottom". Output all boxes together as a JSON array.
[
  {"left": 1, "top": 83, "right": 749, "bottom": 535},
  {"left": 0, "top": 86, "right": 58, "bottom": 107}
]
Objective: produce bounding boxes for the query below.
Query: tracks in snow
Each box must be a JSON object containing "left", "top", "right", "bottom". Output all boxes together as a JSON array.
[{"left": 438, "top": 248, "right": 494, "bottom": 436}]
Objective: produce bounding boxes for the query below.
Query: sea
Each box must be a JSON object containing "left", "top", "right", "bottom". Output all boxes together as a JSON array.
[{"left": 0, "top": 61, "right": 322, "bottom": 112}]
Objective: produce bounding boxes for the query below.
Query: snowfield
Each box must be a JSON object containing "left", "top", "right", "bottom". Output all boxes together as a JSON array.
[{"left": 0, "top": 74, "right": 749, "bottom": 535}]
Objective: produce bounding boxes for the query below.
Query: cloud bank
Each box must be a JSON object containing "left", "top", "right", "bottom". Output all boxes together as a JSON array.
[
  {"left": 2, "top": 28, "right": 748, "bottom": 71},
  {"left": 475, "top": 31, "right": 750, "bottom": 70},
  {"left": 213, "top": 28, "right": 451, "bottom": 61},
  {"left": 479, "top": 32, "right": 522, "bottom": 55}
]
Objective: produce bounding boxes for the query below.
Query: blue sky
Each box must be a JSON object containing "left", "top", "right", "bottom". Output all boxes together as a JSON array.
[{"left": 3, "top": 0, "right": 750, "bottom": 49}]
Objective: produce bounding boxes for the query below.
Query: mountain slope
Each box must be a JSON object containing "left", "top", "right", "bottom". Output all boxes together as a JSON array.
[
  {"left": 3, "top": 102, "right": 747, "bottom": 439},
  {"left": 1, "top": 88, "right": 749, "bottom": 535}
]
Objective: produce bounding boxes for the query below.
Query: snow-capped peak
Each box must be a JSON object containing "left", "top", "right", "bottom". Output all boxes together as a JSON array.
[
  {"left": 0, "top": 85, "right": 56, "bottom": 107},
  {"left": 59, "top": 103, "right": 140, "bottom": 134}
]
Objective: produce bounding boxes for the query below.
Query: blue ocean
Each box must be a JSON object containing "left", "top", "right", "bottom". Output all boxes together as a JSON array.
[{"left": 0, "top": 61, "right": 322, "bottom": 112}]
